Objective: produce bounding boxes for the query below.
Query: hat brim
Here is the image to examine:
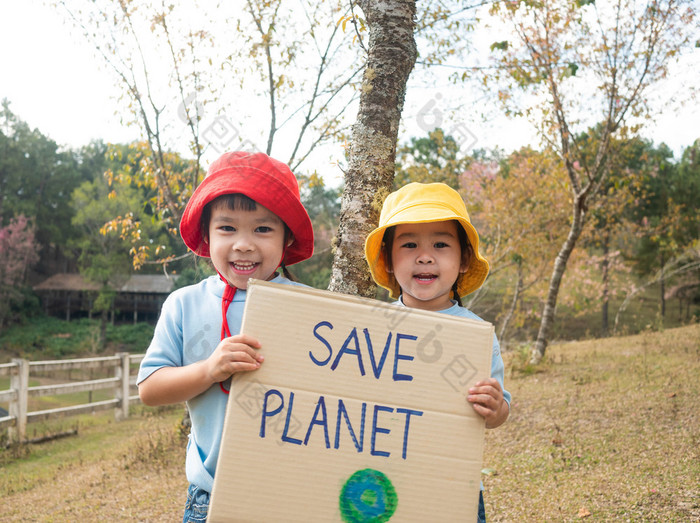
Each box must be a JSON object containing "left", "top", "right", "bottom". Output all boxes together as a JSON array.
[
  {"left": 180, "top": 168, "right": 314, "bottom": 265},
  {"left": 365, "top": 213, "right": 489, "bottom": 299}
]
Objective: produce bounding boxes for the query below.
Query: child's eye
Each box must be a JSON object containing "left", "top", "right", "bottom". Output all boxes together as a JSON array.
[
  {"left": 256, "top": 226, "right": 273, "bottom": 233},
  {"left": 434, "top": 242, "right": 450, "bottom": 248},
  {"left": 219, "top": 225, "right": 236, "bottom": 232},
  {"left": 400, "top": 242, "right": 417, "bottom": 249}
]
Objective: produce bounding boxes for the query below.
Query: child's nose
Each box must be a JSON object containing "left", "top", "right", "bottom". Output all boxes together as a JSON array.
[
  {"left": 417, "top": 250, "right": 433, "bottom": 264},
  {"left": 232, "top": 234, "right": 254, "bottom": 252}
]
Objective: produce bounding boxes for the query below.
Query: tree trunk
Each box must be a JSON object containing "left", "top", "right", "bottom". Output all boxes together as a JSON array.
[
  {"left": 601, "top": 232, "right": 610, "bottom": 337},
  {"left": 328, "top": 0, "right": 417, "bottom": 297},
  {"left": 530, "top": 195, "right": 587, "bottom": 364},
  {"left": 498, "top": 257, "right": 523, "bottom": 347},
  {"left": 99, "top": 310, "right": 108, "bottom": 351},
  {"left": 659, "top": 250, "right": 666, "bottom": 317}
]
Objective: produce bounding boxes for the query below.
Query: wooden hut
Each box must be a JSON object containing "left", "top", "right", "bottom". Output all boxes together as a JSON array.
[{"left": 33, "top": 273, "right": 178, "bottom": 324}]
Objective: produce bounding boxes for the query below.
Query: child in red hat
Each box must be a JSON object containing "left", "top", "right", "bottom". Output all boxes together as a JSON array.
[{"left": 137, "top": 151, "right": 314, "bottom": 521}]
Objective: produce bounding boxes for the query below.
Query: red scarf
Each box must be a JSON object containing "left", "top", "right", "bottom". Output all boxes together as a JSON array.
[
  {"left": 219, "top": 283, "right": 236, "bottom": 394},
  {"left": 217, "top": 245, "right": 287, "bottom": 394}
]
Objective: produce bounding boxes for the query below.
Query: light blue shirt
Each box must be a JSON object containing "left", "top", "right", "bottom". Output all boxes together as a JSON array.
[
  {"left": 397, "top": 296, "right": 511, "bottom": 494},
  {"left": 137, "top": 274, "right": 304, "bottom": 493},
  {"left": 397, "top": 296, "right": 511, "bottom": 407}
]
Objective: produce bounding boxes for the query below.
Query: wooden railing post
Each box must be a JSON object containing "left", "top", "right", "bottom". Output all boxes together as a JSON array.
[
  {"left": 9, "top": 358, "right": 28, "bottom": 442},
  {"left": 115, "top": 352, "right": 130, "bottom": 421},
  {"left": 0, "top": 353, "right": 145, "bottom": 434}
]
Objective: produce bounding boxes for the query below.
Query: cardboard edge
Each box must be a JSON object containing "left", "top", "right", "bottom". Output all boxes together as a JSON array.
[{"left": 246, "top": 279, "right": 494, "bottom": 330}]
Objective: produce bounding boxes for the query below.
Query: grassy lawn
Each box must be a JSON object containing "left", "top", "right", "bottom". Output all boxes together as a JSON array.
[
  {"left": 1, "top": 324, "right": 698, "bottom": 521},
  {"left": 484, "top": 323, "right": 700, "bottom": 521},
  {"left": 1, "top": 405, "right": 188, "bottom": 522},
  {"left": 0, "top": 317, "right": 153, "bottom": 361}
]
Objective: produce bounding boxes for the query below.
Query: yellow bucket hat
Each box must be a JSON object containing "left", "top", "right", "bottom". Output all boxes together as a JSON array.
[{"left": 364, "top": 182, "right": 489, "bottom": 299}]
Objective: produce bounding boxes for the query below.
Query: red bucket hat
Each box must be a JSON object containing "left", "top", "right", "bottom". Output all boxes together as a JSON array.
[{"left": 180, "top": 151, "right": 314, "bottom": 265}]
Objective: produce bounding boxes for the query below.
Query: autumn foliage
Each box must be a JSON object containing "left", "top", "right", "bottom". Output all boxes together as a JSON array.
[{"left": 0, "top": 214, "right": 40, "bottom": 327}]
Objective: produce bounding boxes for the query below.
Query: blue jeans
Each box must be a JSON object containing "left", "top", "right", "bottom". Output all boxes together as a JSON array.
[
  {"left": 478, "top": 490, "right": 486, "bottom": 523},
  {"left": 183, "top": 484, "right": 209, "bottom": 523}
]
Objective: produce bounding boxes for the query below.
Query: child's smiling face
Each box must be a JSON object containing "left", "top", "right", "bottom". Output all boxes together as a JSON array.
[
  {"left": 389, "top": 220, "right": 467, "bottom": 311},
  {"left": 207, "top": 200, "right": 288, "bottom": 290}
]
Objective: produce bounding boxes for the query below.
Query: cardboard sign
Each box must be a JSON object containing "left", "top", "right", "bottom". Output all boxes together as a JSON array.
[{"left": 209, "top": 280, "right": 493, "bottom": 522}]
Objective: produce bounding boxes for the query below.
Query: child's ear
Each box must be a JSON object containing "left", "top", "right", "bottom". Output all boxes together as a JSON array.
[
  {"left": 286, "top": 233, "right": 295, "bottom": 248},
  {"left": 381, "top": 244, "right": 393, "bottom": 273},
  {"left": 459, "top": 255, "right": 470, "bottom": 273}
]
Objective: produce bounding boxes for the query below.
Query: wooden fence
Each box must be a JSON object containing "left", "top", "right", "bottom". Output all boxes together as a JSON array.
[{"left": 0, "top": 353, "right": 144, "bottom": 443}]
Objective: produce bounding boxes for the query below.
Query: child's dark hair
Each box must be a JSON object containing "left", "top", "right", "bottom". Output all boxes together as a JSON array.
[
  {"left": 380, "top": 221, "right": 473, "bottom": 306},
  {"left": 201, "top": 193, "right": 297, "bottom": 281}
]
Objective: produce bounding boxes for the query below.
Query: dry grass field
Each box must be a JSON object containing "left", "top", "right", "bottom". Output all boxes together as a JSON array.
[
  {"left": 483, "top": 324, "right": 700, "bottom": 521},
  {"left": 2, "top": 324, "right": 698, "bottom": 521}
]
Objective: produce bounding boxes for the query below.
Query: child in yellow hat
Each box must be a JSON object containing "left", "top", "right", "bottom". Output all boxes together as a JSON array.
[{"left": 365, "top": 182, "right": 510, "bottom": 522}]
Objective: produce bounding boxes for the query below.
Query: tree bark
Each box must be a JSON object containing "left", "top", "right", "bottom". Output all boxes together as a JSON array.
[
  {"left": 601, "top": 232, "right": 610, "bottom": 337},
  {"left": 99, "top": 310, "right": 108, "bottom": 351},
  {"left": 498, "top": 257, "right": 523, "bottom": 347},
  {"left": 530, "top": 194, "right": 587, "bottom": 364},
  {"left": 328, "top": 0, "right": 417, "bottom": 297},
  {"left": 660, "top": 250, "right": 666, "bottom": 317}
]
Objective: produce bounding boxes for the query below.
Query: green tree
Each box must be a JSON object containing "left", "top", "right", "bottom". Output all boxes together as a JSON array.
[
  {"left": 100, "top": 142, "right": 193, "bottom": 270},
  {"left": 485, "top": 0, "right": 695, "bottom": 363},
  {"left": 562, "top": 127, "right": 642, "bottom": 336},
  {"left": 394, "top": 128, "right": 468, "bottom": 190},
  {"left": 294, "top": 172, "right": 341, "bottom": 289},
  {"left": 71, "top": 176, "right": 133, "bottom": 347},
  {"left": 623, "top": 138, "right": 700, "bottom": 316},
  {"left": 0, "top": 100, "right": 86, "bottom": 268},
  {"left": 674, "top": 139, "right": 700, "bottom": 247},
  {"left": 70, "top": 145, "right": 185, "bottom": 344}
]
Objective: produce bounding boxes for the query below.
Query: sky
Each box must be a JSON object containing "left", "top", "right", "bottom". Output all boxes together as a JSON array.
[
  {"left": 0, "top": 2, "right": 139, "bottom": 146},
  {"left": 1, "top": 1, "right": 698, "bottom": 188}
]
